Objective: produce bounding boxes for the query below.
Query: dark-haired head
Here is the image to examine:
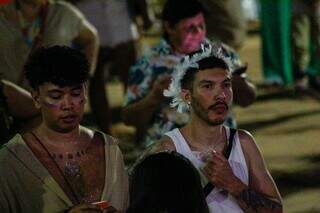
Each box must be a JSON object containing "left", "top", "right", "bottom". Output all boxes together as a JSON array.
[
  {"left": 24, "top": 45, "right": 90, "bottom": 90},
  {"left": 181, "top": 55, "right": 230, "bottom": 91},
  {"left": 162, "top": 0, "right": 206, "bottom": 46},
  {"left": 162, "top": 0, "right": 205, "bottom": 28},
  {"left": 127, "top": 151, "right": 209, "bottom": 213}
]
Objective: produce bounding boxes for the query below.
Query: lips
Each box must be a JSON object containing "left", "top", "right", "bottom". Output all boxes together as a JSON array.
[
  {"left": 209, "top": 102, "right": 229, "bottom": 113},
  {"left": 60, "top": 114, "right": 77, "bottom": 123}
]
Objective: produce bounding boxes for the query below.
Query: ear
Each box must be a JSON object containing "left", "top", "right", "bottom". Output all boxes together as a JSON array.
[
  {"left": 181, "top": 88, "right": 191, "bottom": 104},
  {"left": 31, "top": 90, "right": 41, "bottom": 109}
]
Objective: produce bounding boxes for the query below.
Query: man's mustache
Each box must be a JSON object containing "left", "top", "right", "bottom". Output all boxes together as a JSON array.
[{"left": 208, "top": 101, "right": 229, "bottom": 111}]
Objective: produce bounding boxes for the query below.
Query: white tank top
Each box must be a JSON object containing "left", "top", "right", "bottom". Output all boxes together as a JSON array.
[{"left": 165, "top": 127, "right": 249, "bottom": 213}]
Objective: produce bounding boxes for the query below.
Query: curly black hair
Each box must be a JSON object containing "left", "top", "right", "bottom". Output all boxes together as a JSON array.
[{"left": 24, "top": 45, "right": 90, "bottom": 90}]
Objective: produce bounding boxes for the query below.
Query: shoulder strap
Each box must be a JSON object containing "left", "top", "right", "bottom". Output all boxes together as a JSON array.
[{"left": 203, "top": 128, "right": 237, "bottom": 197}]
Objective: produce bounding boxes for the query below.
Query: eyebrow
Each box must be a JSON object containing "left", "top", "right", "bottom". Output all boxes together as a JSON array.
[
  {"left": 71, "top": 86, "right": 82, "bottom": 91},
  {"left": 47, "top": 89, "right": 63, "bottom": 93},
  {"left": 198, "top": 77, "right": 231, "bottom": 84},
  {"left": 198, "top": 80, "right": 213, "bottom": 85}
]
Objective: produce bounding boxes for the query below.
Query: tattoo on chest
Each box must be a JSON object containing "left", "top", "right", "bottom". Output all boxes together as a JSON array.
[
  {"left": 239, "top": 189, "right": 282, "bottom": 211},
  {"left": 64, "top": 161, "right": 86, "bottom": 202}
]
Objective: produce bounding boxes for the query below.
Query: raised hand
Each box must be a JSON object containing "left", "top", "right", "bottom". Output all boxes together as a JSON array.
[{"left": 202, "top": 151, "right": 245, "bottom": 193}]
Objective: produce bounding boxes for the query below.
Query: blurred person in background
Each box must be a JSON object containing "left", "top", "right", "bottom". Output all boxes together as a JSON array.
[
  {"left": 74, "top": 0, "right": 153, "bottom": 134},
  {"left": 260, "top": 0, "right": 320, "bottom": 90},
  {"left": 291, "top": 0, "right": 320, "bottom": 91},
  {"left": 122, "top": 0, "right": 256, "bottom": 148},
  {"left": 260, "top": 0, "right": 293, "bottom": 86},
  {"left": 200, "top": 0, "right": 247, "bottom": 50},
  {"left": 0, "top": 0, "right": 99, "bottom": 88}
]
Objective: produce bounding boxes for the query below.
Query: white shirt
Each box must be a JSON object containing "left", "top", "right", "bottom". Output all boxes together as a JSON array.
[{"left": 165, "top": 127, "right": 249, "bottom": 213}]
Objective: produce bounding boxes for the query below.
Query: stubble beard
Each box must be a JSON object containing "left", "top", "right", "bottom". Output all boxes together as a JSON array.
[{"left": 191, "top": 97, "right": 226, "bottom": 126}]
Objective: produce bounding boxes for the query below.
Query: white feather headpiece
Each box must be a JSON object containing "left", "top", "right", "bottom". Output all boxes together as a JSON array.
[{"left": 163, "top": 43, "right": 234, "bottom": 113}]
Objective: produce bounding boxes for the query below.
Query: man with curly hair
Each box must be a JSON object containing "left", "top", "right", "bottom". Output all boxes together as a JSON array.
[{"left": 0, "top": 46, "right": 128, "bottom": 213}]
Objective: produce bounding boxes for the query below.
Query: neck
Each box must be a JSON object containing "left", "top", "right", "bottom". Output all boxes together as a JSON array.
[
  {"left": 181, "top": 115, "right": 224, "bottom": 148},
  {"left": 35, "top": 124, "right": 81, "bottom": 146}
]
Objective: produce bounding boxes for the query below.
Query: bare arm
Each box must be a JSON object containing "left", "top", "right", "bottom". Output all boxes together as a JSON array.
[
  {"left": 73, "top": 21, "right": 99, "bottom": 75},
  {"left": 122, "top": 75, "right": 171, "bottom": 129},
  {"left": 1, "top": 80, "right": 39, "bottom": 119},
  {"left": 203, "top": 130, "right": 282, "bottom": 212}
]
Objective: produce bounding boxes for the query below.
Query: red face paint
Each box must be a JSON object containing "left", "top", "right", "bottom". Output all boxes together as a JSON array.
[{"left": 169, "top": 13, "right": 206, "bottom": 54}]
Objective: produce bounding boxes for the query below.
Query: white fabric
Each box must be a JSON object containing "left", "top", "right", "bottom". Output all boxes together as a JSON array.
[
  {"left": 165, "top": 127, "right": 249, "bottom": 213},
  {"left": 76, "top": 0, "right": 138, "bottom": 47}
]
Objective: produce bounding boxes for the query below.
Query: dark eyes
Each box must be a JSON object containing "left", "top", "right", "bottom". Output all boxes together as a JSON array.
[
  {"left": 201, "top": 84, "right": 213, "bottom": 89},
  {"left": 224, "top": 82, "right": 232, "bottom": 87},
  {"left": 48, "top": 90, "right": 82, "bottom": 99},
  {"left": 49, "top": 93, "right": 62, "bottom": 99},
  {"left": 201, "top": 82, "right": 231, "bottom": 89},
  {"left": 71, "top": 90, "right": 82, "bottom": 96},
  {"left": 186, "top": 24, "right": 205, "bottom": 33}
]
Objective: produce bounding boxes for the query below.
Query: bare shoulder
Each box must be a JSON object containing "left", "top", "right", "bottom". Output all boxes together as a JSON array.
[
  {"left": 236, "top": 129, "right": 264, "bottom": 164},
  {"left": 156, "top": 136, "right": 176, "bottom": 152},
  {"left": 141, "top": 136, "right": 176, "bottom": 157},
  {"left": 237, "top": 129, "right": 259, "bottom": 150}
]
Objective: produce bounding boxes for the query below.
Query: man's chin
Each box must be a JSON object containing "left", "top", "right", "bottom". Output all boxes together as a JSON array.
[
  {"left": 53, "top": 124, "right": 78, "bottom": 133},
  {"left": 205, "top": 116, "right": 225, "bottom": 126}
]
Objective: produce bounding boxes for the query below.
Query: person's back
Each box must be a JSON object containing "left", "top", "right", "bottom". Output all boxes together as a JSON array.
[{"left": 127, "top": 151, "right": 209, "bottom": 213}]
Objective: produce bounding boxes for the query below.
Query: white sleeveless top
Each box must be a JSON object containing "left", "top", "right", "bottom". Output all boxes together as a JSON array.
[{"left": 165, "top": 127, "right": 249, "bottom": 213}]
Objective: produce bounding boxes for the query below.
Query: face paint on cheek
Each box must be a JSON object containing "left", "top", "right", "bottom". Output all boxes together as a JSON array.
[
  {"left": 180, "top": 33, "right": 204, "bottom": 53},
  {"left": 42, "top": 98, "right": 61, "bottom": 109}
]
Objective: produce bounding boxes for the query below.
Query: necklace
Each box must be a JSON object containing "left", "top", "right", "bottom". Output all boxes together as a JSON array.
[{"left": 31, "top": 132, "right": 88, "bottom": 204}]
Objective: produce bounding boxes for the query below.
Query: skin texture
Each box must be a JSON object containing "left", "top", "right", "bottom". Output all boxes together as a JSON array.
[
  {"left": 32, "top": 83, "right": 86, "bottom": 133},
  {"left": 149, "top": 68, "right": 283, "bottom": 212},
  {"left": 165, "top": 13, "right": 206, "bottom": 54}
]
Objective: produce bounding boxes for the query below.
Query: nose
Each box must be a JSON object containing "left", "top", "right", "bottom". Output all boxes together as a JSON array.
[
  {"left": 61, "top": 95, "right": 74, "bottom": 110},
  {"left": 215, "top": 89, "right": 227, "bottom": 101},
  {"left": 191, "top": 25, "right": 205, "bottom": 35}
]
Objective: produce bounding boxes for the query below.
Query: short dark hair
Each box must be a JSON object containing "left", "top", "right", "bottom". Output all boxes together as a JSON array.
[
  {"left": 127, "top": 151, "right": 209, "bottom": 213},
  {"left": 24, "top": 45, "right": 90, "bottom": 90},
  {"left": 162, "top": 0, "right": 206, "bottom": 41},
  {"left": 181, "top": 55, "right": 229, "bottom": 90},
  {"left": 162, "top": 0, "right": 205, "bottom": 27}
]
